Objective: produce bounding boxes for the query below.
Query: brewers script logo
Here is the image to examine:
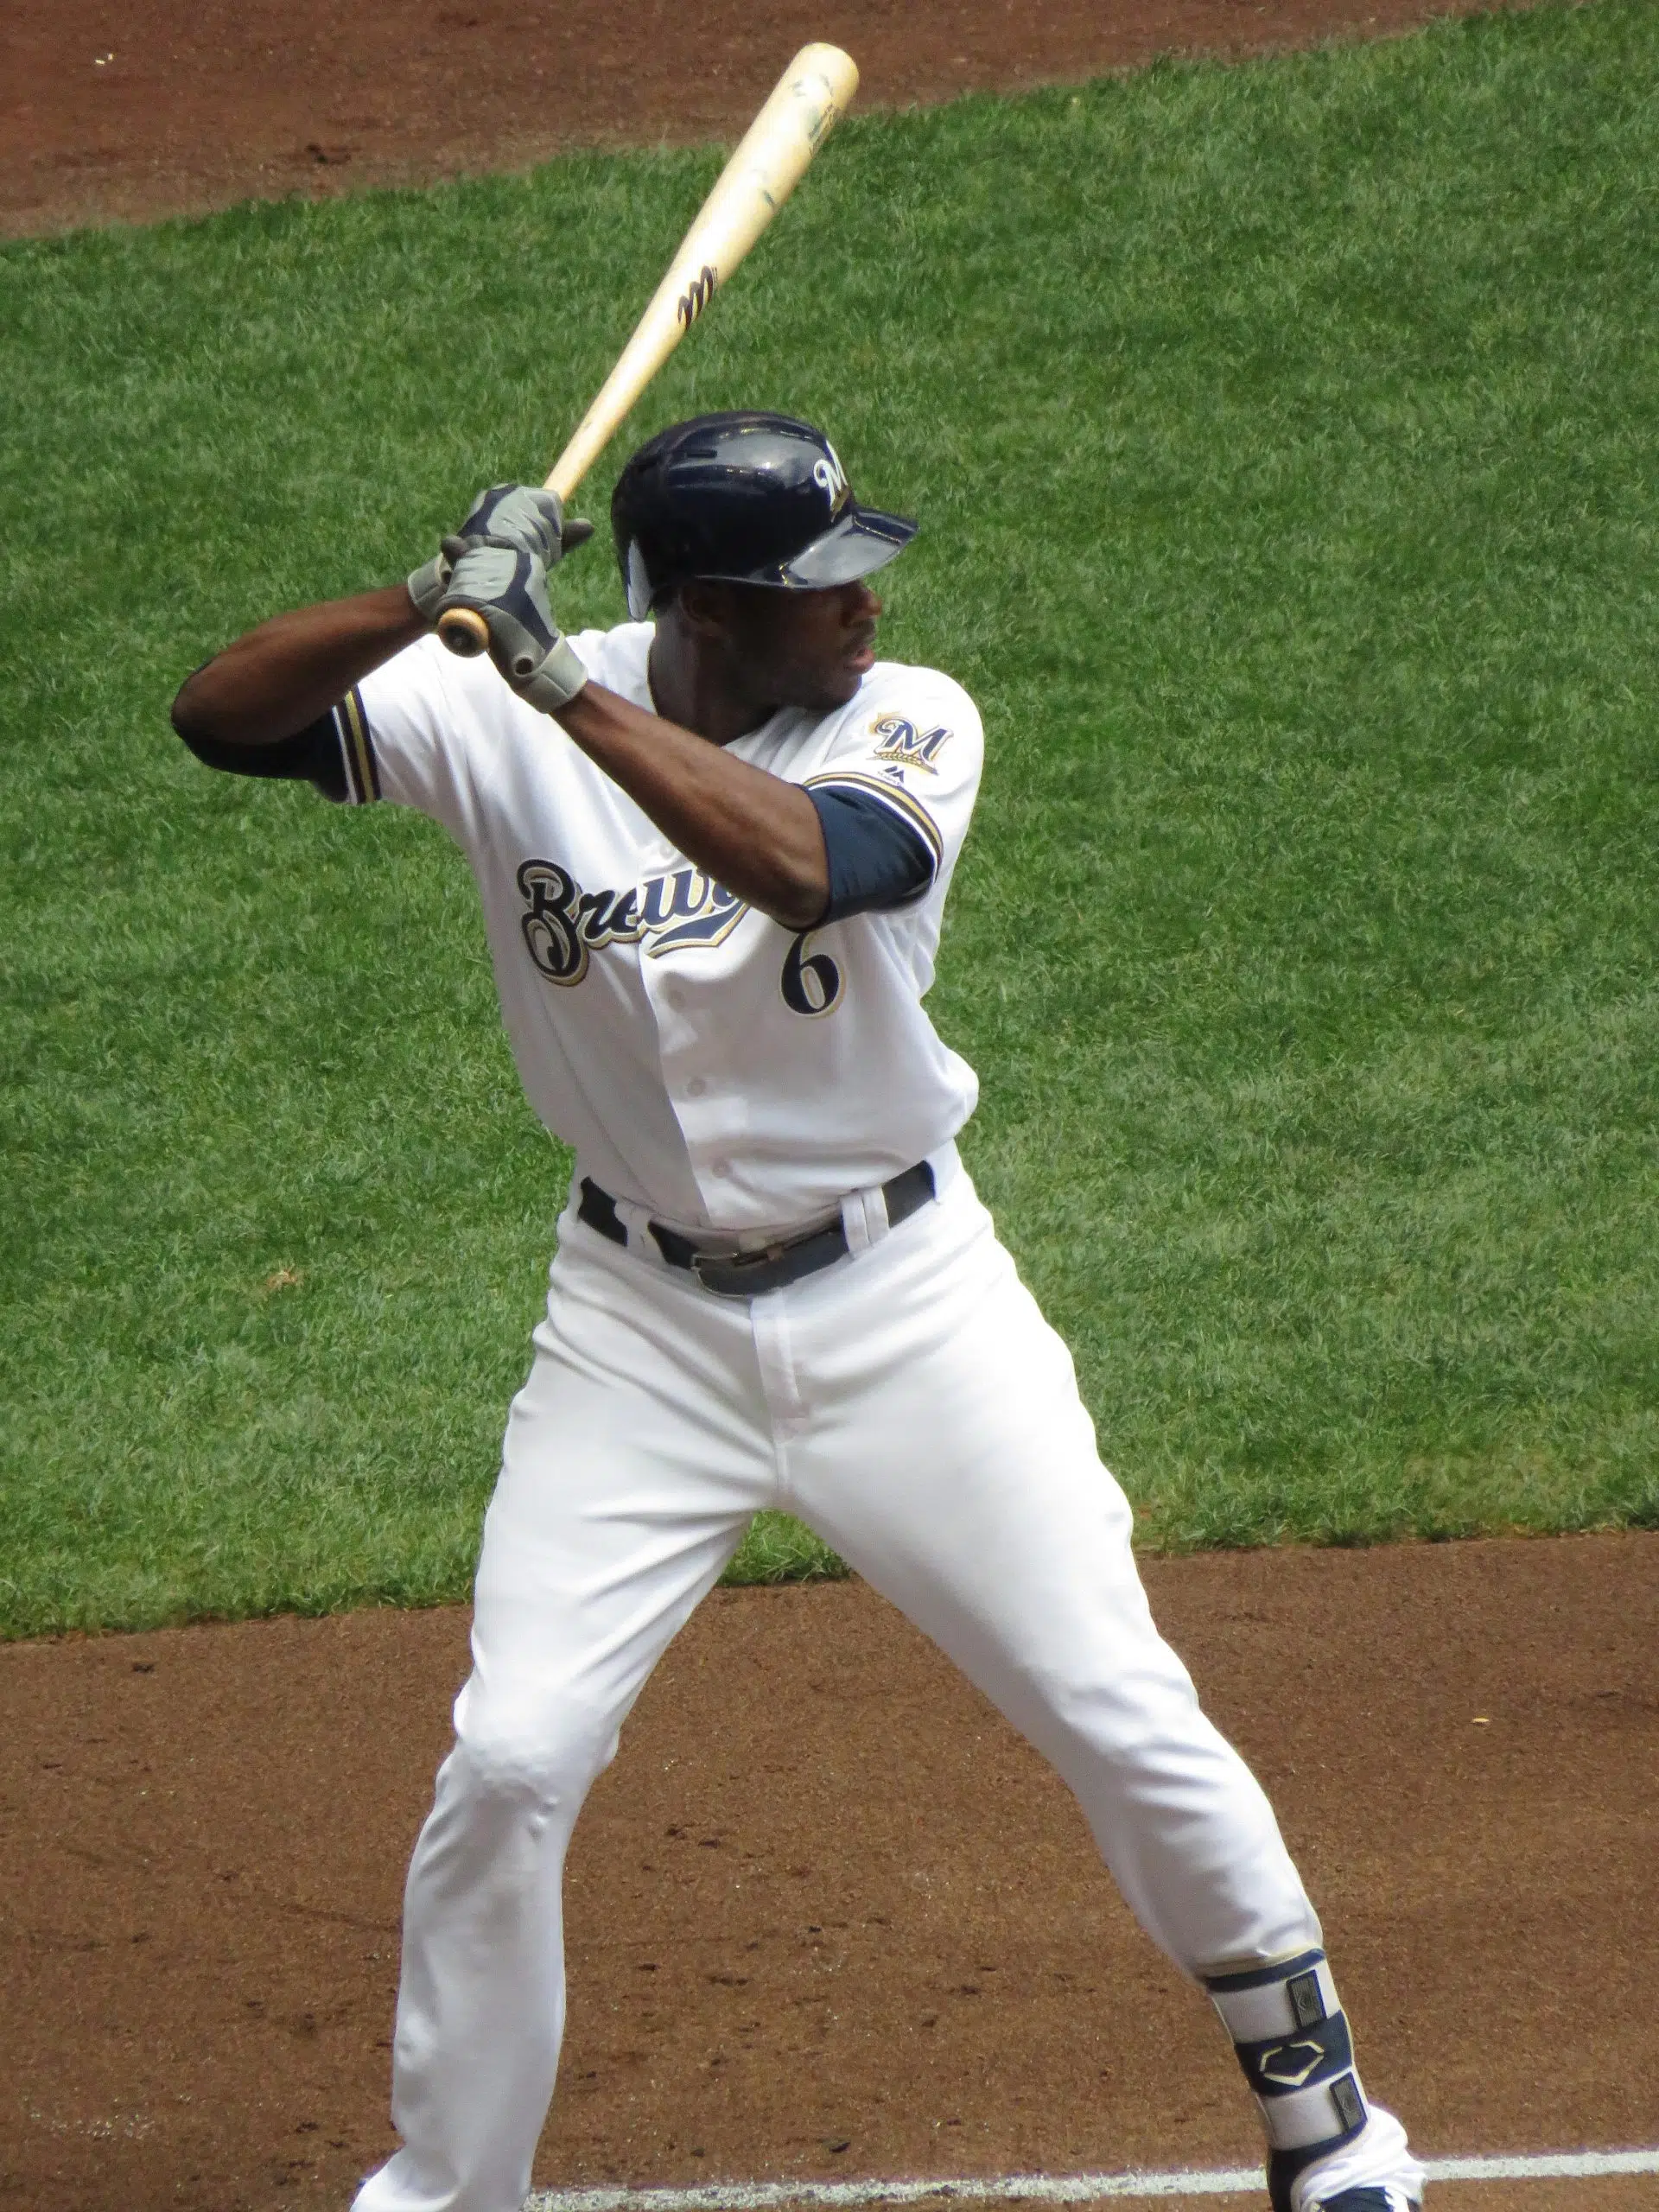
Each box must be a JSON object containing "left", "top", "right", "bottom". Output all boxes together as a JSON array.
[
  {"left": 518, "top": 858, "right": 746, "bottom": 988},
  {"left": 677, "top": 264, "right": 719, "bottom": 329},
  {"left": 518, "top": 857, "right": 847, "bottom": 1018},
  {"left": 868, "top": 714, "right": 951, "bottom": 774}
]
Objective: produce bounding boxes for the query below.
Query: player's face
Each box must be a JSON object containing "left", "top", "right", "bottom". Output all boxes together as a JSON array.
[{"left": 714, "top": 578, "right": 883, "bottom": 713}]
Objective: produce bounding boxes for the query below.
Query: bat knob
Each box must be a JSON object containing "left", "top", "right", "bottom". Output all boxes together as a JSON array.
[{"left": 437, "top": 606, "right": 492, "bottom": 658}]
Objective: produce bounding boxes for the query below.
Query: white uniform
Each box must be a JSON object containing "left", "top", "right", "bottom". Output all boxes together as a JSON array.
[
  {"left": 343, "top": 622, "right": 979, "bottom": 1230},
  {"left": 336, "top": 625, "right": 1420, "bottom": 2212}
]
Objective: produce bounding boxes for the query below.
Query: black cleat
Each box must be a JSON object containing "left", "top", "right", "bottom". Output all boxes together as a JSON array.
[{"left": 1312, "top": 2189, "right": 1422, "bottom": 2211}]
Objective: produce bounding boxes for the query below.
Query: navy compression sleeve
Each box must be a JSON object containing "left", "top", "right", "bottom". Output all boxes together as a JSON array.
[
  {"left": 808, "top": 785, "right": 934, "bottom": 924},
  {"left": 175, "top": 690, "right": 378, "bottom": 804}
]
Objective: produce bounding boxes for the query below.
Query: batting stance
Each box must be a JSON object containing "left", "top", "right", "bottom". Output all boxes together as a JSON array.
[{"left": 172, "top": 413, "right": 1425, "bottom": 2212}]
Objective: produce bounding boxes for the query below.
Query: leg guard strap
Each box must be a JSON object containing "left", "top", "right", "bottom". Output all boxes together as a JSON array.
[{"left": 1205, "top": 1948, "right": 1370, "bottom": 2212}]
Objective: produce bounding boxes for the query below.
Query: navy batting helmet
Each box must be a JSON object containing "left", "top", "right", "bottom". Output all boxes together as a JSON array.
[{"left": 611, "top": 411, "right": 918, "bottom": 620}]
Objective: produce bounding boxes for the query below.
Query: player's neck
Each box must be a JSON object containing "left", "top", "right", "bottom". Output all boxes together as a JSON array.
[{"left": 646, "top": 613, "right": 781, "bottom": 750}]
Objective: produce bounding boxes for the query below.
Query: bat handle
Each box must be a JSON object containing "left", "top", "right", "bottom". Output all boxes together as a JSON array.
[{"left": 436, "top": 605, "right": 492, "bottom": 658}]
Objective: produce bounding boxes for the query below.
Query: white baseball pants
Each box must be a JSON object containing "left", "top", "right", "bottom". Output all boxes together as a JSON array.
[{"left": 353, "top": 1150, "right": 1327, "bottom": 2212}]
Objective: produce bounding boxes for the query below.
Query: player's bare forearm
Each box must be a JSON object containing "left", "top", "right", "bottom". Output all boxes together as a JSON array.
[
  {"left": 172, "top": 586, "right": 426, "bottom": 749},
  {"left": 556, "top": 684, "right": 830, "bottom": 931}
]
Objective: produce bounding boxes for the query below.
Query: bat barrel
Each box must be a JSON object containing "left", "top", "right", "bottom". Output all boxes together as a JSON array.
[
  {"left": 435, "top": 41, "right": 858, "bottom": 664},
  {"left": 544, "top": 43, "right": 859, "bottom": 504}
]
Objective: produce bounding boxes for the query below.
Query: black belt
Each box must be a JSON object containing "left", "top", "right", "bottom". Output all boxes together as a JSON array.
[{"left": 576, "top": 1160, "right": 937, "bottom": 1299}]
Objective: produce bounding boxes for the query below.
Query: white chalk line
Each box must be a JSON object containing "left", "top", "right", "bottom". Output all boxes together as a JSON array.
[
  {"left": 1431, "top": 2152, "right": 1659, "bottom": 2179},
  {"left": 526, "top": 2145, "right": 1659, "bottom": 2210}
]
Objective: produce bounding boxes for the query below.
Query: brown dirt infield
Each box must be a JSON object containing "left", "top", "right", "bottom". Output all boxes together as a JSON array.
[
  {"left": 3, "top": 0, "right": 1549, "bottom": 239},
  {"left": 3, "top": 1534, "right": 1656, "bottom": 2212}
]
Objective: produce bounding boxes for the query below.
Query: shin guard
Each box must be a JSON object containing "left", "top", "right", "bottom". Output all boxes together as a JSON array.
[{"left": 1204, "top": 1949, "right": 1369, "bottom": 2212}]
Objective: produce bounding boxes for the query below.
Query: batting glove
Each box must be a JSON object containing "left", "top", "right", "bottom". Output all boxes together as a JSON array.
[
  {"left": 436, "top": 543, "right": 589, "bottom": 713},
  {"left": 449, "top": 483, "right": 596, "bottom": 568},
  {"left": 409, "top": 486, "right": 594, "bottom": 627},
  {"left": 406, "top": 546, "right": 454, "bottom": 622}
]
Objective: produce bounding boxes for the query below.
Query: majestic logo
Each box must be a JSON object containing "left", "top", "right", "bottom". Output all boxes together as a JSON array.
[
  {"left": 869, "top": 715, "right": 951, "bottom": 774},
  {"left": 518, "top": 858, "right": 747, "bottom": 988},
  {"left": 676, "top": 264, "right": 719, "bottom": 329}
]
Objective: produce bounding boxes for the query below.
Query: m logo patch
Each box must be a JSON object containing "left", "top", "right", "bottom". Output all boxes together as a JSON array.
[{"left": 869, "top": 715, "right": 950, "bottom": 774}]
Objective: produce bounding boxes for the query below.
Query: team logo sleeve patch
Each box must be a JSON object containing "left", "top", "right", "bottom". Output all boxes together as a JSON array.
[
  {"left": 802, "top": 683, "right": 983, "bottom": 909},
  {"left": 868, "top": 713, "right": 953, "bottom": 772}
]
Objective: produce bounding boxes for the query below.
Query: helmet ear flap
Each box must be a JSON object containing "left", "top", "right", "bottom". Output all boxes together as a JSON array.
[{"left": 626, "top": 540, "right": 654, "bottom": 621}]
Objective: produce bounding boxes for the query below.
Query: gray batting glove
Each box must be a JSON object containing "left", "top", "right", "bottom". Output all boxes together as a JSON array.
[
  {"left": 450, "top": 483, "right": 595, "bottom": 568},
  {"left": 410, "top": 486, "right": 594, "bottom": 626},
  {"left": 407, "top": 547, "right": 454, "bottom": 622},
  {"left": 437, "top": 543, "right": 589, "bottom": 713}
]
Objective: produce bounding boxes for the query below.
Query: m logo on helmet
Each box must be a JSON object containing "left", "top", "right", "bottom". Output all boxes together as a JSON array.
[
  {"left": 813, "top": 446, "right": 850, "bottom": 512},
  {"left": 612, "top": 412, "right": 916, "bottom": 607}
]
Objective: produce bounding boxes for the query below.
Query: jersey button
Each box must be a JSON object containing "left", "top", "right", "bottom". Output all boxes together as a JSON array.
[
  {"left": 711, "top": 1159, "right": 732, "bottom": 1179},
  {"left": 686, "top": 1077, "right": 708, "bottom": 1097},
  {"left": 664, "top": 986, "right": 687, "bottom": 1011}
]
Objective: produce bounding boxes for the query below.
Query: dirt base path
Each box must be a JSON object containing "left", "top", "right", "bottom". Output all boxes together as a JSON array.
[
  {"left": 2, "top": 1533, "right": 1655, "bottom": 2212},
  {"left": 3, "top": 0, "right": 1546, "bottom": 238}
]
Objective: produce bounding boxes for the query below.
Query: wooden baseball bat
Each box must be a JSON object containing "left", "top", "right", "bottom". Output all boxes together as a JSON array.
[{"left": 438, "top": 42, "right": 860, "bottom": 658}]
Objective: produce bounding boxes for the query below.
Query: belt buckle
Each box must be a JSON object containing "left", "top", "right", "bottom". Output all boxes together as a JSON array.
[
  {"left": 690, "top": 1236, "right": 794, "bottom": 1297},
  {"left": 692, "top": 1239, "right": 785, "bottom": 1286}
]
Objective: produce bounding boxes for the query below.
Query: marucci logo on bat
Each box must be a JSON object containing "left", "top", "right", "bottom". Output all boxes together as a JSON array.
[{"left": 676, "top": 264, "right": 719, "bottom": 329}]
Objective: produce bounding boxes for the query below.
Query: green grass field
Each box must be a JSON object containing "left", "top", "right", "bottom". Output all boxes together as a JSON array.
[{"left": 3, "top": 0, "right": 1657, "bottom": 1637}]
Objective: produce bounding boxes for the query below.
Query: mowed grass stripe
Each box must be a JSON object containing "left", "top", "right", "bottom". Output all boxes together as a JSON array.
[{"left": 2, "top": 0, "right": 1656, "bottom": 1637}]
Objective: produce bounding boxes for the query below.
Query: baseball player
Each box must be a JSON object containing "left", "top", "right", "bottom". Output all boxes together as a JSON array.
[{"left": 172, "top": 412, "right": 1424, "bottom": 2212}]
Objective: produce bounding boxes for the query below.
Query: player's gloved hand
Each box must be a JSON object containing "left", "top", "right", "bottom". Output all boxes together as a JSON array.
[
  {"left": 436, "top": 543, "right": 589, "bottom": 713},
  {"left": 408, "top": 486, "right": 595, "bottom": 627},
  {"left": 406, "top": 545, "right": 454, "bottom": 623},
  {"left": 448, "top": 484, "right": 596, "bottom": 568}
]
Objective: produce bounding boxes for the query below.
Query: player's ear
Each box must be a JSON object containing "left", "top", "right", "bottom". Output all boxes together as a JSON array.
[{"left": 673, "top": 578, "right": 734, "bottom": 640}]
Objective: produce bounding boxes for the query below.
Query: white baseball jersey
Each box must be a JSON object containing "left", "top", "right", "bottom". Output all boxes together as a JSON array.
[{"left": 346, "top": 622, "right": 983, "bottom": 1232}]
